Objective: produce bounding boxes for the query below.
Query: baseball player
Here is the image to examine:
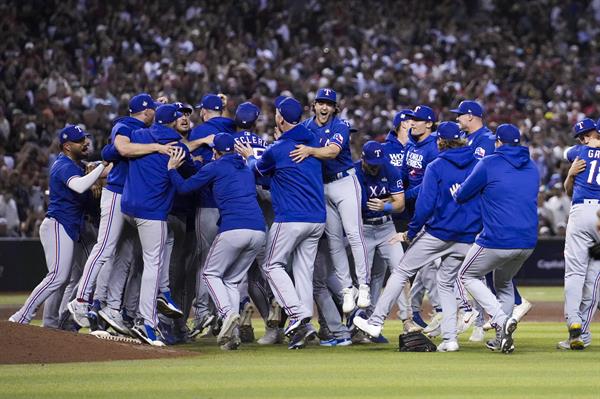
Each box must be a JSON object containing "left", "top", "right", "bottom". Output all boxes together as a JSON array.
[
  {"left": 452, "top": 100, "right": 532, "bottom": 339},
  {"left": 236, "top": 97, "right": 326, "bottom": 350},
  {"left": 68, "top": 93, "right": 172, "bottom": 328},
  {"left": 291, "top": 88, "right": 369, "bottom": 314},
  {"left": 454, "top": 124, "right": 539, "bottom": 354},
  {"left": 168, "top": 133, "right": 266, "bottom": 350},
  {"left": 121, "top": 104, "right": 195, "bottom": 345},
  {"left": 559, "top": 118, "right": 600, "bottom": 349},
  {"left": 10, "top": 125, "right": 108, "bottom": 324},
  {"left": 401, "top": 105, "right": 443, "bottom": 334},
  {"left": 188, "top": 94, "right": 237, "bottom": 337},
  {"left": 353, "top": 122, "right": 481, "bottom": 352},
  {"left": 353, "top": 141, "right": 413, "bottom": 335}
]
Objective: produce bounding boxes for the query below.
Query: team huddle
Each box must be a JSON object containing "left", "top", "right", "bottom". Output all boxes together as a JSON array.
[{"left": 8, "top": 87, "right": 600, "bottom": 353}]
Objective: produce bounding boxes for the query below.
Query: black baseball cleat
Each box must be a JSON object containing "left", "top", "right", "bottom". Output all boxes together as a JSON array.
[
  {"left": 284, "top": 317, "right": 311, "bottom": 338},
  {"left": 500, "top": 317, "right": 518, "bottom": 354},
  {"left": 288, "top": 323, "right": 317, "bottom": 350}
]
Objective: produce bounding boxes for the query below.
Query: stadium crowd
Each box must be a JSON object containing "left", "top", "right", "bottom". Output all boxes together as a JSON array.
[{"left": 0, "top": 0, "right": 598, "bottom": 237}]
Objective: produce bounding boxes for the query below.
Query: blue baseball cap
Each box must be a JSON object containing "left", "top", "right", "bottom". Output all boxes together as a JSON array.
[
  {"left": 277, "top": 97, "right": 303, "bottom": 124},
  {"left": 129, "top": 93, "right": 159, "bottom": 114},
  {"left": 393, "top": 109, "right": 413, "bottom": 128},
  {"left": 210, "top": 132, "right": 235, "bottom": 152},
  {"left": 315, "top": 88, "right": 337, "bottom": 103},
  {"left": 59, "top": 125, "right": 87, "bottom": 144},
  {"left": 450, "top": 100, "right": 484, "bottom": 118},
  {"left": 495, "top": 124, "right": 521, "bottom": 144},
  {"left": 155, "top": 104, "right": 183, "bottom": 124},
  {"left": 235, "top": 102, "right": 260, "bottom": 128},
  {"left": 408, "top": 105, "right": 436, "bottom": 122},
  {"left": 274, "top": 95, "right": 288, "bottom": 108},
  {"left": 196, "top": 94, "right": 223, "bottom": 111},
  {"left": 574, "top": 118, "right": 596, "bottom": 137},
  {"left": 436, "top": 121, "right": 462, "bottom": 140},
  {"left": 361, "top": 141, "right": 386, "bottom": 165},
  {"left": 173, "top": 102, "right": 193, "bottom": 114}
]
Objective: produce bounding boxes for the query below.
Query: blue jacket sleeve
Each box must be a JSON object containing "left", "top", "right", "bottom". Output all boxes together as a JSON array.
[
  {"left": 405, "top": 184, "right": 421, "bottom": 201},
  {"left": 407, "top": 165, "right": 439, "bottom": 240},
  {"left": 168, "top": 163, "right": 216, "bottom": 194},
  {"left": 454, "top": 160, "right": 488, "bottom": 203},
  {"left": 101, "top": 144, "right": 122, "bottom": 162},
  {"left": 255, "top": 147, "right": 276, "bottom": 176}
]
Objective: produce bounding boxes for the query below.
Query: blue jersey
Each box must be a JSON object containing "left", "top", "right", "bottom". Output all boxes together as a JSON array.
[
  {"left": 354, "top": 160, "right": 404, "bottom": 219},
  {"left": 455, "top": 145, "right": 539, "bottom": 249},
  {"left": 105, "top": 116, "right": 147, "bottom": 194},
  {"left": 46, "top": 153, "right": 90, "bottom": 241},
  {"left": 232, "top": 130, "right": 271, "bottom": 188},
  {"left": 252, "top": 124, "right": 325, "bottom": 223},
  {"left": 566, "top": 145, "right": 600, "bottom": 204},
  {"left": 302, "top": 116, "right": 353, "bottom": 179},
  {"left": 189, "top": 116, "right": 236, "bottom": 208},
  {"left": 467, "top": 126, "right": 496, "bottom": 160},
  {"left": 402, "top": 133, "right": 438, "bottom": 201},
  {"left": 121, "top": 123, "right": 194, "bottom": 221},
  {"left": 407, "top": 146, "right": 481, "bottom": 243},
  {"left": 168, "top": 153, "right": 265, "bottom": 233}
]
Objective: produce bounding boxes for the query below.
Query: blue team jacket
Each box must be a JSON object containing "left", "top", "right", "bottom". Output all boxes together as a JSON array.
[
  {"left": 455, "top": 145, "right": 539, "bottom": 249},
  {"left": 104, "top": 116, "right": 147, "bottom": 194},
  {"left": 168, "top": 153, "right": 265, "bottom": 233},
  {"left": 251, "top": 124, "right": 326, "bottom": 223},
  {"left": 121, "top": 123, "right": 193, "bottom": 221},
  {"left": 407, "top": 146, "right": 481, "bottom": 243},
  {"left": 189, "top": 116, "right": 237, "bottom": 208}
]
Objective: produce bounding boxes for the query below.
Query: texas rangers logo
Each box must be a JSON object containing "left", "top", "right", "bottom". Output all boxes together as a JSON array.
[
  {"left": 333, "top": 133, "right": 344, "bottom": 144},
  {"left": 577, "top": 121, "right": 585, "bottom": 130},
  {"left": 474, "top": 147, "right": 486, "bottom": 158},
  {"left": 324, "top": 89, "right": 332, "bottom": 96},
  {"left": 389, "top": 153, "right": 403, "bottom": 167}
]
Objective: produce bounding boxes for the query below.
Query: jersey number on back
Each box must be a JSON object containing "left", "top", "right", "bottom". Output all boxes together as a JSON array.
[{"left": 587, "top": 160, "right": 600, "bottom": 185}]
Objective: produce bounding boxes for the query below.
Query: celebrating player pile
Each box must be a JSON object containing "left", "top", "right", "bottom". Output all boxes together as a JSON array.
[{"left": 9, "top": 90, "right": 600, "bottom": 354}]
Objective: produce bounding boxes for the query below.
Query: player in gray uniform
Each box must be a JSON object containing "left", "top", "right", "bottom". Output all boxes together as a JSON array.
[
  {"left": 237, "top": 97, "right": 326, "bottom": 350},
  {"left": 559, "top": 118, "right": 600, "bottom": 349},
  {"left": 11, "top": 125, "right": 108, "bottom": 325},
  {"left": 454, "top": 124, "right": 538, "bottom": 354},
  {"left": 292, "top": 88, "right": 370, "bottom": 314}
]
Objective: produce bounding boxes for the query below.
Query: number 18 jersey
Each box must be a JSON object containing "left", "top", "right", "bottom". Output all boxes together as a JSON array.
[{"left": 567, "top": 145, "right": 600, "bottom": 204}]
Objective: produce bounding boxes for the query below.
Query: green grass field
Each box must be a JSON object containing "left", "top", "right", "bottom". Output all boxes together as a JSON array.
[{"left": 2, "top": 287, "right": 599, "bottom": 399}]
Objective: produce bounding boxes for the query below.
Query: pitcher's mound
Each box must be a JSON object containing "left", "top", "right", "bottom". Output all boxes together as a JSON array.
[{"left": 0, "top": 321, "right": 198, "bottom": 364}]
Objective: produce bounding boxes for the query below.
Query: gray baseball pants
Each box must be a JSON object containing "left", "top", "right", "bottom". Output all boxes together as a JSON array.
[
  {"left": 324, "top": 174, "right": 369, "bottom": 287},
  {"left": 564, "top": 203, "right": 600, "bottom": 327},
  {"left": 410, "top": 260, "right": 441, "bottom": 312},
  {"left": 368, "top": 232, "right": 470, "bottom": 341},
  {"left": 263, "top": 222, "right": 325, "bottom": 321},
  {"left": 458, "top": 244, "right": 533, "bottom": 329},
  {"left": 193, "top": 206, "right": 219, "bottom": 322}
]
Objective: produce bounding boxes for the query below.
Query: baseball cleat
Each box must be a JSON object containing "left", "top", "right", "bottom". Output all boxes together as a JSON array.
[
  {"left": 500, "top": 317, "right": 518, "bottom": 354},
  {"left": 457, "top": 308, "right": 480, "bottom": 335},
  {"left": 8, "top": 315, "right": 18, "bottom": 323},
  {"left": 188, "top": 314, "right": 216, "bottom": 339},
  {"left": 403, "top": 319, "right": 423, "bottom": 333},
  {"left": 131, "top": 320, "right": 165, "bottom": 347},
  {"left": 99, "top": 307, "right": 130, "bottom": 336},
  {"left": 423, "top": 312, "right": 443, "bottom": 334},
  {"left": 568, "top": 323, "right": 584, "bottom": 350},
  {"left": 266, "top": 299, "right": 282, "bottom": 328},
  {"left": 512, "top": 298, "right": 533, "bottom": 322},
  {"left": 239, "top": 299, "right": 255, "bottom": 343},
  {"left": 284, "top": 317, "right": 310, "bottom": 337},
  {"left": 369, "top": 335, "right": 389, "bottom": 344},
  {"left": 469, "top": 326, "right": 486, "bottom": 342},
  {"left": 67, "top": 299, "right": 90, "bottom": 328},
  {"left": 485, "top": 339, "right": 501, "bottom": 351},
  {"left": 342, "top": 286, "right": 358, "bottom": 314},
  {"left": 217, "top": 312, "right": 241, "bottom": 346},
  {"left": 352, "top": 315, "right": 382, "bottom": 338},
  {"left": 319, "top": 338, "right": 337, "bottom": 347},
  {"left": 257, "top": 327, "right": 284, "bottom": 345},
  {"left": 335, "top": 337, "right": 353, "bottom": 346},
  {"left": 220, "top": 336, "right": 241, "bottom": 351},
  {"left": 557, "top": 339, "right": 590, "bottom": 350},
  {"left": 437, "top": 340, "right": 459, "bottom": 352},
  {"left": 156, "top": 291, "right": 183, "bottom": 319},
  {"left": 287, "top": 323, "right": 317, "bottom": 350},
  {"left": 357, "top": 284, "right": 371, "bottom": 309}
]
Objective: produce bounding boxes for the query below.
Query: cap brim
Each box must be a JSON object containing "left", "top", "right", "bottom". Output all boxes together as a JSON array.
[
  {"left": 179, "top": 106, "right": 193, "bottom": 114},
  {"left": 574, "top": 128, "right": 594, "bottom": 137},
  {"left": 449, "top": 108, "right": 463, "bottom": 114},
  {"left": 364, "top": 157, "right": 386, "bottom": 165},
  {"left": 314, "top": 97, "right": 336, "bottom": 104}
]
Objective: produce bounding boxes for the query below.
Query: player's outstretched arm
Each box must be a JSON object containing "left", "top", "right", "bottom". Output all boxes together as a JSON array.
[
  {"left": 114, "top": 134, "right": 175, "bottom": 157},
  {"left": 454, "top": 161, "right": 487, "bottom": 204},
  {"left": 67, "top": 162, "right": 108, "bottom": 194},
  {"left": 290, "top": 143, "right": 340, "bottom": 163}
]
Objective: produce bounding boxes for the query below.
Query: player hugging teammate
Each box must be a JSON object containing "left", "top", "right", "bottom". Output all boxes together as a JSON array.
[{"left": 10, "top": 89, "right": 593, "bottom": 354}]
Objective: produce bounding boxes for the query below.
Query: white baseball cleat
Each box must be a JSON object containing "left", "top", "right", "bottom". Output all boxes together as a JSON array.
[
  {"left": 457, "top": 308, "right": 480, "bottom": 335},
  {"left": 423, "top": 312, "right": 443, "bottom": 334},
  {"left": 469, "top": 326, "right": 486, "bottom": 342},
  {"left": 512, "top": 298, "right": 532, "bottom": 322},
  {"left": 99, "top": 307, "right": 130, "bottom": 336},
  {"left": 67, "top": 299, "right": 90, "bottom": 328},
  {"left": 342, "top": 286, "right": 358, "bottom": 314},
  {"left": 8, "top": 315, "right": 18, "bottom": 323},
  {"left": 357, "top": 284, "right": 371, "bottom": 309},
  {"left": 217, "top": 312, "right": 240, "bottom": 346},
  {"left": 437, "top": 340, "right": 459, "bottom": 352},
  {"left": 257, "top": 327, "right": 284, "bottom": 345},
  {"left": 352, "top": 315, "right": 382, "bottom": 338}
]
